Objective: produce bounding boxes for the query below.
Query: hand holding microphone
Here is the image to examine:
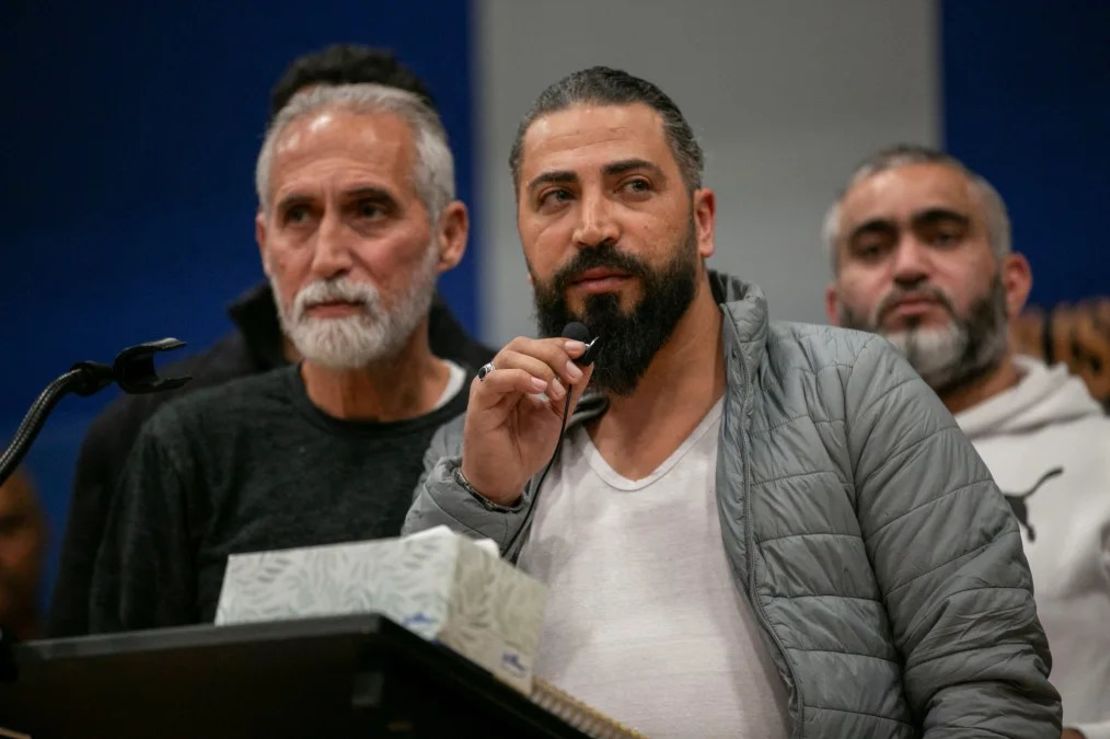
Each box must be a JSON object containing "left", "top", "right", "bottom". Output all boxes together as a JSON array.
[{"left": 461, "top": 323, "right": 599, "bottom": 507}]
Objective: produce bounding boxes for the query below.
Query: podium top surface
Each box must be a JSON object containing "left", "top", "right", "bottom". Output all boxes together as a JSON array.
[
  {"left": 16, "top": 612, "right": 395, "bottom": 660},
  {"left": 1, "top": 614, "right": 587, "bottom": 739}
]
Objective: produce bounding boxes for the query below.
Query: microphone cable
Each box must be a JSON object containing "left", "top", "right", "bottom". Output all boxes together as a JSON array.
[{"left": 502, "top": 321, "right": 598, "bottom": 560}]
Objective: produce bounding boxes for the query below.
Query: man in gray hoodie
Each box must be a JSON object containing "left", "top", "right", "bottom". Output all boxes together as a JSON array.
[
  {"left": 405, "top": 68, "right": 1060, "bottom": 737},
  {"left": 824, "top": 144, "right": 1109, "bottom": 739}
]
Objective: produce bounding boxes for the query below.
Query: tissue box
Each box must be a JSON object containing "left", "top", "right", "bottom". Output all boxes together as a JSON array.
[{"left": 214, "top": 526, "right": 547, "bottom": 693}]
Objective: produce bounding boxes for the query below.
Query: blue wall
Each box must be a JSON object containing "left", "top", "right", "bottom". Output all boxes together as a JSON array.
[
  {"left": 0, "top": 1, "right": 477, "bottom": 606},
  {"left": 941, "top": 0, "right": 1110, "bottom": 307}
]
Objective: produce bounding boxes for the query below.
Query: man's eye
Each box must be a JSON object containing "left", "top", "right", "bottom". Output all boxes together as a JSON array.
[
  {"left": 852, "top": 241, "right": 887, "bottom": 261},
  {"left": 930, "top": 230, "right": 961, "bottom": 247},
  {"left": 356, "top": 200, "right": 386, "bottom": 219},
  {"left": 283, "top": 205, "right": 312, "bottom": 225},
  {"left": 621, "top": 178, "right": 652, "bottom": 195},
  {"left": 538, "top": 189, "right": 573, "bottom": 209}
]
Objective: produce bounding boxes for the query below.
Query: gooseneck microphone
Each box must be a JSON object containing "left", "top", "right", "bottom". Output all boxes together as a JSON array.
[{"left": 0, "top": 339, "right": 191, "bottom": 488}]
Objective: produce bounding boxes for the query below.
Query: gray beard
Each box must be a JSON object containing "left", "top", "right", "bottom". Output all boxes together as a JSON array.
[
  {"left": 840, "top": 274, "right": 1009, "bottom": 396},
  {"left": 270, "top": 245, "right": 438, "bottom": 370}
]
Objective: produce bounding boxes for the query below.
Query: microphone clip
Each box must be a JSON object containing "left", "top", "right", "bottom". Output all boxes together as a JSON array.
[
  {"left": 69, "top": 338, "right": 192, "bottom": 397},
  {"left": 562, "top": 321, "right": 601, "bottom": 367},
  {"left": 578, "top": 336, "right": 602, "bottom": 367}
]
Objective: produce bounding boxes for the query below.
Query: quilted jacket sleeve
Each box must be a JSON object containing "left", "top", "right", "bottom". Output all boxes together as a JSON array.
[
  {"left": 402, "top": 415, "right": 529, "bottom": 551},
  {"left": 844, "top": 336, "right": 1061, "bottom": 737}
]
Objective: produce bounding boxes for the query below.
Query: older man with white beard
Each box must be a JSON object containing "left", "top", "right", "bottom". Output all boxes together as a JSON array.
[
  {"left": 825, "top": 145, "right": 1110, "bottom": 739},
  {"left": 88, "top": 83, "right": 476, "bottom": 631}
]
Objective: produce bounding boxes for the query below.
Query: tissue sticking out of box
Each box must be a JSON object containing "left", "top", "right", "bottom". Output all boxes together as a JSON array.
[{"left": 214, "top": 526, "right": 546, "bottom": 693}]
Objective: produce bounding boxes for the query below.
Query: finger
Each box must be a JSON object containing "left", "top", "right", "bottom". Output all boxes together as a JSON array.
[
  {"left": 566, "top": 362, "right": 596, "bottom": 412},
  {"left": 490, "top": 349, "right": 563, "bottom": 389},
  {"left": 563, "top": 338, "right": 588, "bottom": 361},
  {"left": 479, "top": 350, "right": 568, "bottom": 402},
  {"left": 469, "top": 367, "right": 549, "bottom": 413},
  {"left": 500, "top": 336, "right": 589, "bottom": 385},
  {"left": 541, "top": 360, "right": 595, "bottom": 417}
]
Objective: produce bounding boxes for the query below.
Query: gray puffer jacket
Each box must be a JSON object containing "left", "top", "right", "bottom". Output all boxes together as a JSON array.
[{"left": 404, "top": 272, "right": 1060, "bottom": 737}]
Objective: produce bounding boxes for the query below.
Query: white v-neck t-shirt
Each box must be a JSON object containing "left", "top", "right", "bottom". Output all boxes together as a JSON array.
[{"left": 519, "top": 400, "right": 791, "bottom": 738}]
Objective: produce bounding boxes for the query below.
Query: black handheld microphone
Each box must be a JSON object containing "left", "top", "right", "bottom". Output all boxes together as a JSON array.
[{"left": 562, "top": 321, "right": 601, "bottom": 366}]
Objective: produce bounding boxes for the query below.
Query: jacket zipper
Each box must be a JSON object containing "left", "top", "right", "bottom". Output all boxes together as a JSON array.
[{"left": 727, "top": 315, "right": 806, "bottom": 737}]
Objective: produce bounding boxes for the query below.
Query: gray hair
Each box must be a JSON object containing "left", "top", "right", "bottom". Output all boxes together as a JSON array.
[
  {"left": 508, "top": 66, "right": 704, "bottom": 194},
  {"left": 822, "top": 144, "right": 1012, "bottom": 273},
  {"left": 255, "top": 83, "right": 455, "bottom": 219}
]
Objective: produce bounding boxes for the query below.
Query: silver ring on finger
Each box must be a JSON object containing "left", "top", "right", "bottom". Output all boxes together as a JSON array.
[{"left": 477, "top": 362, "right": 496, "bottom": 381}]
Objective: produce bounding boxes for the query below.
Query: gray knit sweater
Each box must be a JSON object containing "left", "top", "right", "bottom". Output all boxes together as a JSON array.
[{"left": 90, "top": 364, "right": 467, "bottom": 631}]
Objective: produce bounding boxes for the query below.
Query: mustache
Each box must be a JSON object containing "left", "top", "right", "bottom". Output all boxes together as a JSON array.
[
  {"left": 873, "top": 284, "right": 955, "bottom": 325},
  {"left": 292, "top": 277, "right": 380, "bottom": 322},
  {"left": 548, "top": 243, "right": 651, "bottom": 294}
]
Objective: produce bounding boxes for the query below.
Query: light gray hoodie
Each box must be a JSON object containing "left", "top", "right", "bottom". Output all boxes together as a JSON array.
[{"left": 958, "top": 355, "right": 1110, "bottom": 738}]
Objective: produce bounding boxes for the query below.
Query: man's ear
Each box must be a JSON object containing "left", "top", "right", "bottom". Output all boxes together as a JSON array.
[
  {"left": 1001, "top": 252, "right": 1033, "bottom": 319},
  {"left": 434, "top": 201, "right": 468, "bottom": 273},
  {"left": 693, "top": 188, "right": 716, "bottom": 260},
  {"left": 255, "top": 210, "right": 271, "bottom": 277},
  {"left": 824, "top": 282, "right": 842, "bottom": 326}
]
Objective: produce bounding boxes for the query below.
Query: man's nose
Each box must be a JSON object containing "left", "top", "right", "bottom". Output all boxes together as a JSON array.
[
  {"left": 891, "top": 235, "right": 931, "bottom": 287},
  {"left": 571, "top": 191, "right": 620, "bottom": 249},
  {"left": 309, "top": 211, "right": 354, "bottom": 278}
]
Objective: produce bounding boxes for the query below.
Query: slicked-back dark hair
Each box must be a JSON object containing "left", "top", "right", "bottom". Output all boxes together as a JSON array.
[
  {"left": 509, "top": 66, "right": 704, "bottom": 194},
  {"left": 268, "top": 43, "right": 435, "bottom": 123}
]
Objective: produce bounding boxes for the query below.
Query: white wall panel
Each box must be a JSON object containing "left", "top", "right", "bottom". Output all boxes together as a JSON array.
[{"left": 476, "top": 0, "right": 938, "bottom": 341}]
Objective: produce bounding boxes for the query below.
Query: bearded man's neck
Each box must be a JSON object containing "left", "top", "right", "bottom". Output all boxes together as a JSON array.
[
  {"left": 935, "top": 350, "right": 1022, "bottom": 416},
  {"left": 300, "top": 319, "right": 448, "bottom": 422},
  {"left": 588, "top": 276, "right": 726, "bottom": 480}
]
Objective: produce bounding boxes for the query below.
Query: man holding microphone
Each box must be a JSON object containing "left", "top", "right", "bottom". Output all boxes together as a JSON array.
[{"left": 405, "top": 67, "right": 1059, "bottom": 736}]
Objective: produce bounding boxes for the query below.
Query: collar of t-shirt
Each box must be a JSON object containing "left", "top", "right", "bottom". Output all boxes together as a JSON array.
[
  {"left": 435, "top": 360, "right": 467, "bottom": 410},
  {"left": 284, "top": 361, "right": 468, "bottom": 436}
]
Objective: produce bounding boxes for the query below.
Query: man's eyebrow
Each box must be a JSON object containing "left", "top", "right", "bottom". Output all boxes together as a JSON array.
[
  {"left": 344, "top": 186, "right": 398, "bottom": 204},
  {"left": 274, "top": 191, "right": 313, "bottom": 212},
  {"left": 527, "top": 170, "right": 578, "bottom": 193},
  {"left": 846, "top": 208, "right": 971, "bottom": 245},
  {"left": 526, "top": 160, "right": 667, "bottom": 193},
  {"left": 848, "top": 218, "right": 897, "bottom": 242},
  {"left": 603, "top": 158, "right": 664, "bottom": 180},
  {"left": 275, "top": 186, "right": 397, "bottom": 212},
  {"left": 912, "top": 208, "right": 970, "bottom": 229}
]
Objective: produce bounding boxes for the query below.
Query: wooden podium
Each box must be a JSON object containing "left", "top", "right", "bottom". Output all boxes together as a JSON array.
[{"left": 0, "top": 614, "right": 589, "bottom": 738}]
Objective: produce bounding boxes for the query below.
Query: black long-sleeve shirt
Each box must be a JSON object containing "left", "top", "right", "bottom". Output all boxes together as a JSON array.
[
  {"left": 50, "top": 282, "right": 492, "bottom": 635},
  {"left": 88, "top": 364, "right": 469, "bottom": 631}
]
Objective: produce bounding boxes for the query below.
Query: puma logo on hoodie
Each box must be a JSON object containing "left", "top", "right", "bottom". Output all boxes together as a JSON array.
[{"left": 1002, "top": 466, "right": 1063, "bottom": 542}]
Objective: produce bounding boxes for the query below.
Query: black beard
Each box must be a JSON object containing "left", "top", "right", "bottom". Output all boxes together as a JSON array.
[
  {"left": 532, "top": 231, "right": 698, "bottom": 396},
  {"left": 839, "top": 273, "right": 1009, "bottom": 396}
]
